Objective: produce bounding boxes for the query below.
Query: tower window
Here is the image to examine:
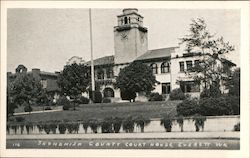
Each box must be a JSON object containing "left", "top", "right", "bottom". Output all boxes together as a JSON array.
[
  {"left": 150, "top": 63, "right": 158, "bottom": 74},
  {"left": 124, "top": 17, "right": 128, "bottom": 24}
]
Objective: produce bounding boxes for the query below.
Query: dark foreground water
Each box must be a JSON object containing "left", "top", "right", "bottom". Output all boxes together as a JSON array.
[{"left": 7, "top": 138, "right": 239, "bottom": 150}]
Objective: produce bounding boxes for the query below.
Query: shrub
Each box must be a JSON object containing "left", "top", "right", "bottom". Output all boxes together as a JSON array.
[
  {"left": 15, "top": 116, "right": 25, "bottom": 122},
  {"left": 200, "top": 82, "right": 222, "bottom": 98},
  {"left": 63, "top": 104, "right": 71, "bottom": 110},
  {"left": 122, "top": 116, "right": 135, "bottom": 133},
  {"left": 65, "top": 122, "right": 79, "bottom": 134},
  {"left": 89, "top": 119, "right": 99, "bottom": 133},
  {"left": 177, "top": 98, "right": 199, "bottom": 116},
  {"left": 37, "top": 124, "right": 44, "bottom": 133},
  {"left": 89, "top": 91, "right": 103, "bottom": 103},
  {"left": 161, "top": 116, "right": 173, "bottom": 132},
  {"left": 199, "top": 96, "right": 238, "bottom": 116},
  {"left": 57, "top": 96, "right": 70, "bottom": 106},
  {"left": 45, "top": 107, "right": 52, "bottom": 110},
  {"left": 120, "top": 90, "right": 136, "bottom": 102},
  {"left": 176, "top": 115, "right": 184, "bottom": 132},
  {"left": 192, "top": 114, "right": 206, "bottom": 132},
  {"left": 43, "top": 124, "right": 51, "bottom": 134},
  {"left": 102, "top": 98, "right": 111, "bottom": 103},
  {"left": 25, "top": 123, "right": 33, "bottom": 134},
  {"left": 148, "top": 92, "right": 163, "bottom": 101},
  {"left": 134, "top": 116, "right": 150, "bottom": 133},
  {"left": 169, "top": 88, "right": 185, "bottom": 100},
  {"left": 234, "top": 122, "right": 240, "bottom": 131},
  {"left": 50, "top": 123, "right": 58, "bottom": 134},
  {"left": 82, "top": 121, "right": 89, "bottom": 133},
  {"left": 113, "top": 117, "right": 123, "bottom": 133},
  {"left": 23, "top": 102, "right": 32, "bottom": 113},
  {"left": 101, "top": 118, "right": 113, "bottom": 133},
  {"left": 227, "top": 96, "right": 240, "bottom": 115},
  {"left": 78, "top": 96, "right": 89, "bottom": 104},
  {"left": 58, "top": 123, "right": 67, "bottom": 134}
]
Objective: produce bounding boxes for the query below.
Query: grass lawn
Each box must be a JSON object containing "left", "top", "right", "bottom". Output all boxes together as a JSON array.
[{"left": 11, "top": 101, "right": 180, "bottom": 123}]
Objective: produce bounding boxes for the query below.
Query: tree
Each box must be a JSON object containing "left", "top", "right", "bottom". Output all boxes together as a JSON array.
[
  {"left": 180, "top": 18, "right": 235, "bottom": 95},
  {"left": 228, "top": 68, "right": 240, "bottom": 97},
  {"left": 115, "top": 61, "right": 158, "bottom": 102},
  {"left": 7, "top": 73, "right": 43, "bottom": 117},
  {"left": 57, "top": 63, "right": 90, "bottom": 109}
]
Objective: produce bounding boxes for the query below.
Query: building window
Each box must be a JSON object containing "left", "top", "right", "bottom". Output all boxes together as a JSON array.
[
  {"left": 137, "top": 17, "right": 140, "bottom": 21},
  {"left": 124, "top": 17, "right": 128, "bottom": 24},
  {"left": 121, "top": 18, "right": 124, "bottom": 25},
  {"left": 194, "top": 60, "right": 200, "bottom": 67},
  {"left": 186, "top": 61, "right": 193, "bottom": 71},
  {"left": 162, "top": 83, "right": 171, "bottom": 94},
  {"left": 150, "top": 63, "right": 158, "bottom": 74},
  {"left": 106, "top": 68, "right": 114, "bottom": 79},
  {"left": 97, "top": 69, "right": 104, "bottom": 80},
  {"left": 40, "top": 79, "right": 47, "bottom": 89},
  {"left": 180, "top": 81, "right": 200, "bottom": 93},
  {"left": 128, "top": 17, "right": 131, "bottom": 23},
  {"left": 161, "top": 62, "right": 170, "bottom": 73},
  {"left": 179, "top": 62, "right": 184, "bottom": 72}
]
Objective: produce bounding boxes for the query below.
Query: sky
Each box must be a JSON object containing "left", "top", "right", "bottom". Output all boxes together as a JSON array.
[{"left": 7, "top": 9, "right": 240, "bottom": 73}]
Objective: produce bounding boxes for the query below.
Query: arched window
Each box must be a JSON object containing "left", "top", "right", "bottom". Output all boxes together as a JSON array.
[
  {"left": 124, "top": 17, "right": 128, "bottom": 24},
  {"left": 150, "top": 63, "right": 158, "bottom": 74},
  {"left": 161, "top": 62, "right": 170, "bottom": 73},
  {"left": 97, "top": 69, "right": 104, "bottom": 80},
  {"left": 103, "top": 87, "right": 115, "bottom": 98}
]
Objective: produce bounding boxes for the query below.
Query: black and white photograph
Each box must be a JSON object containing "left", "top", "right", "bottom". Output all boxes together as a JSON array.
[{"left": 0, "top": 1, "right": 249, "bottom": 158}]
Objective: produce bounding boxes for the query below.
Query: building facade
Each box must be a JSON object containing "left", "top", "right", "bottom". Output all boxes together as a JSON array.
[
  {"left": 7, "top": 65, "right": 60, "bottom": 101},
  {"left": 85, "top": 8, "right": 236, "bottom": 101}
]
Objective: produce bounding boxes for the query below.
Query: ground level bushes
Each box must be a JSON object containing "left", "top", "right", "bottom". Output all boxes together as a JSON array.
[
  {"left": 169, "top": 88, "right": 185, "bottom": 100},
  {"left": 89, "top": 91, "right": 103, "bottom": 103},
  {"left": 134, "top": 116, "right": 150, "bottom": 133},
  {"left": 176, "top": 116, "right": 184, "bottom": 132},
  {"left": 177, "top": 98, "right": 199, "bottom": 116},
  {"left": 148, "top": 92, "right": 163, "bottom": 101},
  {"left": 177, "top": 95, "right": 240, "bottom": 117},
  {"left": 122, "top": 116, "right": 135, "bottom": 133},
  {"left": 77, "top": 96, "right": 89, "bottom": 104},
  {"left": 113, "top": 117, "right": 123, "bottom": 133},
  {"left": 160, "top": 116, "right": 173, "bottom": 132},
  {"left": 192, "top": 114, "right": 206, "bottom": 132},
  {"left": 199, "top": 96, "right": 240, "bottom": 116}
]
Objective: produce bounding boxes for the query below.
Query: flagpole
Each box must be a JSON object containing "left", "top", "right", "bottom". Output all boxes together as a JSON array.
[{"left": 89, "top": 8, "right": 95, "bottom": 102}]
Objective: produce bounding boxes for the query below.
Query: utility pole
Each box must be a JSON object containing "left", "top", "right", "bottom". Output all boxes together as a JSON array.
[{"left": 89, "top": 8, "right": 95, "bottom": 102}]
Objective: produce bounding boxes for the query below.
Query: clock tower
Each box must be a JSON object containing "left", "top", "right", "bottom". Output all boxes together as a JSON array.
[{"left": 114, "top": 8, "right": 148, "bottom": 64}]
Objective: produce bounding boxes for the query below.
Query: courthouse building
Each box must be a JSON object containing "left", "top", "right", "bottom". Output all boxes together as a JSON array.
[{"left": 83, "top": 8, "right": 236, "bottom": 101}]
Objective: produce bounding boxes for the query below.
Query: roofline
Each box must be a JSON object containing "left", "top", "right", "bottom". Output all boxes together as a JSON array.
[{"left": 148, "top": 46, "right": 179, "bottom": 51}]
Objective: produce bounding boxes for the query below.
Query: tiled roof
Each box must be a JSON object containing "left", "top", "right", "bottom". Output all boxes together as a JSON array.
[
  {"left": 86, "top": 55, "right": 114, "bottom": 66},
  {"left": 135, "top": 47, "right": 177, "bottom": 61}
]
